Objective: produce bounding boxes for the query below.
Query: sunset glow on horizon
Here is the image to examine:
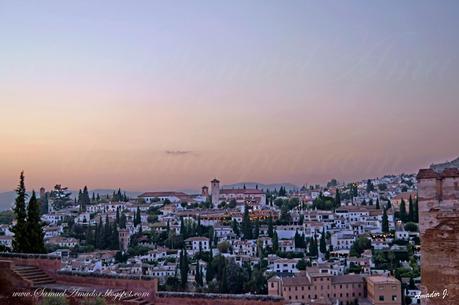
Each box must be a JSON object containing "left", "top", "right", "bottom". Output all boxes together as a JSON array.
[{"left": 1, "top": 1, "right": 459, "bottom": 192}]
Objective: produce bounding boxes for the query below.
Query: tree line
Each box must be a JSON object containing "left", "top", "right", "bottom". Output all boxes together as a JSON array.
[{"left": 11, "top": 172, "right": 46, "bottom": 253}]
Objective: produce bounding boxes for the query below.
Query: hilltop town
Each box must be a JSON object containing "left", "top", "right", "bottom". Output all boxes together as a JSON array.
[{"left": 0, "top": 172, "right": 423, "bottom": 305}]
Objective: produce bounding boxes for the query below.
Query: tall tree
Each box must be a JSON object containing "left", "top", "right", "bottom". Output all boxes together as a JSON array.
[
  {"left": 408, "top": 195, "right": 415, "bottom": 222},
  {"left": 12, "top": 172, "right": 29, "bottom": 253},
  {"left": 335, "top": 189, "right": 341, "bottom": 207},
  {"left": 195, "top": 261, "right": 203, "bottom": 286},
  {"left": 180, "top": 248, "right": 189, "bottom": 288},
  {"left": 309, "top": 236, "right": 318, "bottom": 257},
  {"left": 366, "top": 179, "right": 375, "bottom": 193},
  {"left": 117, "top": 188, "right": 122, "bottom": 202},
  {"left": 116, "top": 207, "right": 120, "bottom": 225},
  {"left": 319, "top": 229, "right": 327, "bottom": 254},
  {"left": 376, "top": 198, "right": 380, "bottom": 210},
  {"left": 26, "top": 191, "right": 46, "bottom": 253},
  {"left": 382, "top": 208, "right": 389, "bottom": 233},
  {"left": 104, "top": 215, "right": 111, "bottom": 248},
  {"left": 135, "top": 207, "right": 141, "bottom": 227},
  {"left": 112, "top": 223, "right": 119, "bottom": 250},
  {"left": 267, "top": 216, "right": 274, "bottom": 238},
  {"left": 119, "top": 213, "right": 127, "bottom": 229},
  {"left": 232, "top": 219, "right": 240, "bottom": 237},
  {"left": 414, "top": 197, "right": 419, "bottom": 223},
  {"left": 272, "top": 231, "right": 279, "bottom": 253},
  {"left": 241, "top": 205, "right": 252, "bottom": 239},
  {"left": 399, "top": 199, "right": 407, "bottom": 222},
  {"left": 253, "top": 219, "right": 260, "bottom": 239}
]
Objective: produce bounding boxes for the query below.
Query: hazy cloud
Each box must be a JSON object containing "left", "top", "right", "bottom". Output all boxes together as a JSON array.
[{"left": 165, "top": 150, "right": 193, "bottom": 156}]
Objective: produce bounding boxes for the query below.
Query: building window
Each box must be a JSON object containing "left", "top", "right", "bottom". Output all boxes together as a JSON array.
[
  {"left": 379, "top": 296, "right": 385, "bottom": 301},
  {"left": 392, "top": 295, "right": 397, "bottom": 301},
  {"left": 271, "top": 283, "right": 274, "bottom": 288}
]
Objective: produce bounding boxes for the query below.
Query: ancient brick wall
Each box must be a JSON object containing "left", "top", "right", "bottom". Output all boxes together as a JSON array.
[{"left": 417, "top": 170, "right": 459, "bottom": 305}]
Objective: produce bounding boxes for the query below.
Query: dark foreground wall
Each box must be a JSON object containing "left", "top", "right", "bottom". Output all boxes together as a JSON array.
[{"left": 156, "top": 291, "right": 285, "bottom": 305}]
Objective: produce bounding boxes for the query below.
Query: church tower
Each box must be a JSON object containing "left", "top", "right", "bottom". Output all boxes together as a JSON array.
[{"left": 211, "top": 178, "right": 220, "bottom": 208}]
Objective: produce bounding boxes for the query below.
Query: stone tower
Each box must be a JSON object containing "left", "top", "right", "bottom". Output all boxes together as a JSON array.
[
  {"left": 211, "top": 178, "right": 220, "bottom": 208},
  {"left": 118, "top": 229, "right": 130, "bottom": 252},
  {"left": 417, "top": 164, "right": 459, "bottom": 305}
]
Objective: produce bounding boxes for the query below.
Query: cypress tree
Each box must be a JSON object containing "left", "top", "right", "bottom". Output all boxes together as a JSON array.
[
  {"left": 241, "top": 205, "right": 252, "bottom": 240},
  {"left": 180, "top": 216, "right": 187, "bottom": 239},
  {"left": 382, "top": 208, "right": 389, "bottom": 233},
  {"left": 335, "top": 189, "right": 341, "bottom": 208},
  {"left": 26, "top": 191, "right": 46, "bottom": 253},
  {"left": 408, "top": 195, "right": 414, "bottom": 222},
  {"left": 294, "top": 230, "right": 301, "bottom": 248},
  {"left": 86, "top": 225, "right": 94, "bottom": 247},
  {"left": 135, "top": 207, "right": 141, "bottom": 227},
  {"left": 206, "top": 250, "right": 214, "bottom": 283},
  {"left": 232, "top": 219, "right": 240, "bottom": 237},
  {"left": 12, "top": 172, "right": 29, "bottom": 253},
  {"left": 78, "top": 189, "right": 83, "bottom": 206},
  {"left": 253, "top": 219, "right": 260, "bottom": 239},
  {"left": 104, "top": 215, "right": 111, "bottom": 249},
  {"left": 118, "top": 188, "right": 122, "bottom": 201},
  {"left": 120, "top": 213, "right": 127, "bottom": 229},
  {"left": 97, "top": 216, "right": 104, "bottom": 249},
  {"left": 180, "top": 248, "right": 189, "bottom": 288},
  {"left": 376, "top": 198, "right": 380, "bottom": 209},
  {"left": 399, "top": 199, "right": 407, "bottom": 222},
  {"left": 195, "top": 261, "right": 203, "bottom": 286},
  {"left": 319, "top": 229, "right": 327, "bottom": 254},
  {"left": 112, "top": 223, "right": 119, "bottom": 250},
  {"left": 95, "top": 220, "right": 100, "bottom": 248},
  {"left": 272, "top": 231, "right": 279, "bottom": 253},
  {"left": 267, "top": 216, "right": 274, "bottom": 238}
]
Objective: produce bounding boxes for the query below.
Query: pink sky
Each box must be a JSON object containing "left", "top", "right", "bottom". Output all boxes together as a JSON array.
[{"left": 1, "top": 1, "right": 459, "bottom": 191}]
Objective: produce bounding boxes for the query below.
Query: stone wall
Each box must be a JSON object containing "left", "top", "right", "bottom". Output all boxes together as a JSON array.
[
  {"left": 0, "top": 253, "right": 62, "bottom": 278},
  {"left": 56, "top": 271, "right": 157, "bottom": 301},
  {"left": 417, "top": 169, "right": 459, "bottom": 305},
  {"left": 156, "top": 291, "right": 284, "bottom": 305},
  {"left": 0, "top": 253, "right": 157, "bottom": 302}
]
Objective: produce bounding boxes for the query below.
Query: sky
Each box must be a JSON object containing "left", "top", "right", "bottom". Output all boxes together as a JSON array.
[{"left": 1, "top": 1, "right": 459, "bottom": 192}]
